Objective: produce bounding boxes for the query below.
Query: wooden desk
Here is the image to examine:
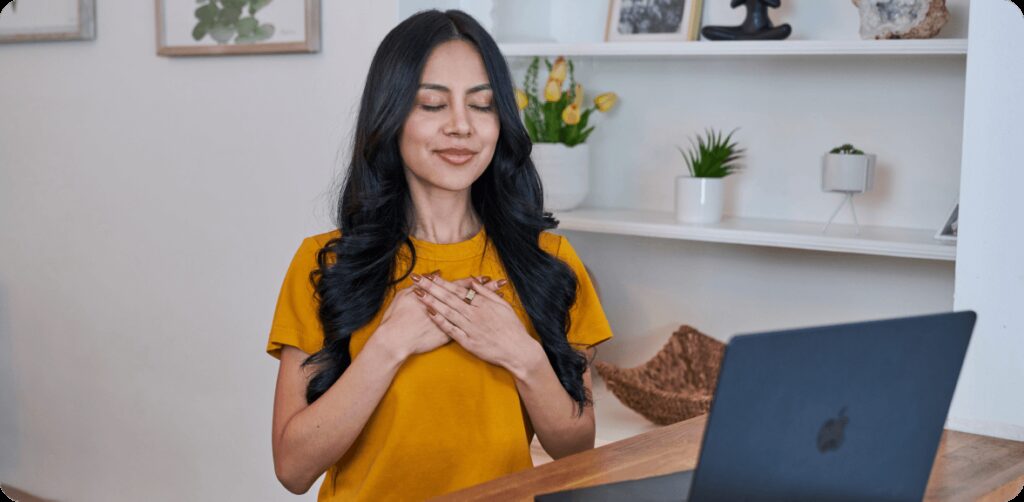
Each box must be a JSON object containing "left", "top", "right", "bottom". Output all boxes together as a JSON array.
[{"left": 435, "top": 415, "right": 1024, "bottom": 502}]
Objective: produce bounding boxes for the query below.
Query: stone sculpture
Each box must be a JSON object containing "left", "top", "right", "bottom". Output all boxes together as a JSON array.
[{"left": 852, "top": 0, "right": 950, "bottom": 39}]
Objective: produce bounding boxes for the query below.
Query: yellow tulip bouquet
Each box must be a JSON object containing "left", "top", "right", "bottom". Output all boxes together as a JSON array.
[{"left": 515, "top": 56, "right": 617, "bottom": 147}]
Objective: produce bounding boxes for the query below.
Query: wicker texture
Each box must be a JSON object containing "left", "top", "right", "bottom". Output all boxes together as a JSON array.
[{"left": 594, "top": 325, "right": 726, "bottom": 426}]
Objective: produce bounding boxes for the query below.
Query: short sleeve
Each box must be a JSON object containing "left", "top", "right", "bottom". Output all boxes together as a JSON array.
[
  {"left": 265, "top": 237, "right": 326, "bottom": 360},
  {"left": 557, "top": 236, "right": 614, "bottom": 349}
]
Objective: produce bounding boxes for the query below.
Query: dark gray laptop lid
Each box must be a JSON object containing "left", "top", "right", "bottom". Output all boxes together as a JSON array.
[{"left": 690, "top": 310, "right": 976, "bottom": 501}]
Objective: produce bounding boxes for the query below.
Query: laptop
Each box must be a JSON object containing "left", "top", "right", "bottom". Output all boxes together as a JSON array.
[{"left": 535, "top": 310, "right": 977, "bottom": 502}]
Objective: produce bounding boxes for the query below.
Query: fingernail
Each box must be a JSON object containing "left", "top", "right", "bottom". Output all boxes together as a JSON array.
[
  {"left": 479, "top": 276, "right": 492, "bottom": 284},
  {"left": 496, "top": 279, "right": 508, "bottom": 287},
  {"left": 427, "top": 307, "right": 437, "bottom": 316},
  {"left": 411, "top": 273, "right": 421, "bottom": 283},
  {"left": 413, "top": 287, "right": 425, "bottom": 297},
  {"left": 429, "top": 269, "right": 441, "bottom": 278}
]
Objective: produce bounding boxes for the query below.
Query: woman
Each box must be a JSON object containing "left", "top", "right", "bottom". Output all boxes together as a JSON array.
[{"left": 266, "top": 9, "right": 614, "bottom": 500}]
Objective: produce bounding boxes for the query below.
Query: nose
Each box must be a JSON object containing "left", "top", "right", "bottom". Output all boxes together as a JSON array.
[{"left": 443, "top": 103, "right": 472, "bottom": 137}]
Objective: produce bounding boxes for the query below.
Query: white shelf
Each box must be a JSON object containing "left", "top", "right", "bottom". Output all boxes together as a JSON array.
[
  {"left": 552, "top": 208, "right": 956, "bottom": 261},
  {"left": 499, "top": 39, "right": 967, "bottom": 58}
]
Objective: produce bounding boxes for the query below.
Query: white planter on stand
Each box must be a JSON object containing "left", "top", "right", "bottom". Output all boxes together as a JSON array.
[
  {"left": 675, "top": 176, "right": 725, "bottom": 224},
  {"left": 533, "top": 143, "right": 590, "bottom": 211}
]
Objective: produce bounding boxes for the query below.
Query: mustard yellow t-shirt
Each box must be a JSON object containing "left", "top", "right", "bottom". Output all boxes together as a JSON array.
[{"left": 265, "top": 226, "right": 614, "bottom": 501}]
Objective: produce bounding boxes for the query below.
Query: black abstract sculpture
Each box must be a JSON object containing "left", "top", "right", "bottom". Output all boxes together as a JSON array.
[{"left": 701, "top": 0, "right": 792, "bottom": 41}]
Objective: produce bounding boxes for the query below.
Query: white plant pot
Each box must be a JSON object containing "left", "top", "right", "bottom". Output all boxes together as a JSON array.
[
  {"left": 675, "top": 176, "right": 725, "bottom": 224},
  {"left": 532, "top": 143, "right": 590, "bottom": 211},
  {"left": 822, "top": 153, "right": 876, "bottom": 193}
]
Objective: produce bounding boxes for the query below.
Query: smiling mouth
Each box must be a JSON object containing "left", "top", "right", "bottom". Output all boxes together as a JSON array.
[{"left": 436, "top": 151, "right": 475, "bottom": 165}]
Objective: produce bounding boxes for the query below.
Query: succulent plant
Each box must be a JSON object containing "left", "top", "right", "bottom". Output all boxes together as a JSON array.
[
  {"left": 677, "top": 128, "right": 745, "bottom": 178},
  {"left": 829, "top": 143, "right": 865, "bottom": 155}
]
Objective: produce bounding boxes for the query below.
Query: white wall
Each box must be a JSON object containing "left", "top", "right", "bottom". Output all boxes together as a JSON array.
[
  {"left": 947, "top": 0, "right": 1024, "bottom": 441},
  {"left": 0, "top": 1, "right": 994, "bottom": 500},
  {"left": 0, "top": 2, "right": 396, "bottom": 500}
]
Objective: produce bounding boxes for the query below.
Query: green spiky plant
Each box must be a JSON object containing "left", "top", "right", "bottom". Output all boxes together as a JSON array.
[
  {"left": 829, "top": 143, "right": 864, "bottom": 154},
  {"left": 677, "top": 128, "right": 745, "bottom": 178}
]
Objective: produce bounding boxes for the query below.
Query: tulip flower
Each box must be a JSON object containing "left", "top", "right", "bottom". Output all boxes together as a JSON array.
[
  {"left": 515, "top": 88, "right": 528, "bottom": 110},
  {"left": 550, "top": 56, "right": 567, "bottom": 83},
  {"left": 544, "top": 78, "right": 562, "bottom": 102},
  {"left": 562, "top": 103, "right": 581, "bottom": 125},
  {"left": 572, "top": 83, "right": 584, "bottom": 108},
  {"left": 595, "top": 92, "right": 618, "bottom": 112}
]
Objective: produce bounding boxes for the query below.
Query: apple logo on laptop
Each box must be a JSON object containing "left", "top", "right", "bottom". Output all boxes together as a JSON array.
[{"left": 817, "top": 407, "right": 849, "bottom": 453}]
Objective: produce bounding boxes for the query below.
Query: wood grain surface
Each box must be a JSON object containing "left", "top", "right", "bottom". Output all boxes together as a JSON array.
[{"left": 433, "top": 415, "right": 1024, "bottom": 502}]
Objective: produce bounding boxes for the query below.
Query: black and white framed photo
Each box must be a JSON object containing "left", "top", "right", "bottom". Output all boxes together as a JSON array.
[
  {"left": 0, "top": 0, "right": 96, "bottom": 43},
  {"left": 935, "top": 202, "right": 959, "bottom": 242},
  {"left": 156, "top": 0, "right": 320, "bottom": 57},
  {"left": 605, "top": 0, "right": 704, "bottom": 42}
]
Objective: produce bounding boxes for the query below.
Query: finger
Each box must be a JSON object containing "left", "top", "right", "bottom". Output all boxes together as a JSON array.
[
  {"left": 451, "top": 276, "right": 501, "bottom": 294},
  {"left": 469, "top": 279, "right": 510, "bottom": 304},
  {"left": 451, "top": 276, "right": 488, "bottom": 289},
  {"left": 414, "top": 284, "right": 472, "bottom": 326},
  {"left": 415, "top": 273, "right": 476, "bottom": 314},
  {"left": 473, "top": 276, "right": 503, "bottom": 292},
  {"left": 426, "top": 305, "right": 469, "bottom": 344},
  {"left": 445, "top": 275, "right": 500, "bottom": 290}
]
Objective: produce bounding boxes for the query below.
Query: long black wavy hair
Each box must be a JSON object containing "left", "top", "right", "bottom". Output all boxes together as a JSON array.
[{"left": 301, "top": 9, "right": 593, "bottom": 419}]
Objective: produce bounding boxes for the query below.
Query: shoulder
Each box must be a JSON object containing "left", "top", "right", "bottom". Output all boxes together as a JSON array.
[
  {"left": 285, "top": 229, "right": 341, "bottom": 269},
  {"left": 539, "top": 231, "right": 585, "bottom": 269},
  {"left": 538, "top": 230, "right": 565, "bottom": 256},
  {"left": 308, "top": 228, "right": 342, "bottom": 248},
  {"left": 295, "top": 228, "right": 342, "bottom": 256}
]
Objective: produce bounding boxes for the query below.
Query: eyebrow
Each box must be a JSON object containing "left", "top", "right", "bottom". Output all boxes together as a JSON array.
[{"left": 418, "top": 83, "right": 492, "bottom": 94}]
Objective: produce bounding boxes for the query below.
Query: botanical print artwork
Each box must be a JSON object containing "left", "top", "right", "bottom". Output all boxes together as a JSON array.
[
  {"left": 192, "top": 0, "right": 276, "bottom": 45},
  {"left": 157, "top": 0, "right": 318, "bottom": 55}
]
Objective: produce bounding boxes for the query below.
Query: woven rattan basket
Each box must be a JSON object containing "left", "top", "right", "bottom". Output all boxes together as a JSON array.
[{"left": 594, "top": 325, "right": 726, "bottom": 426}]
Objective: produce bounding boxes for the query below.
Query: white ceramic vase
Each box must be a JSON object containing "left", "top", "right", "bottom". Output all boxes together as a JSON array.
[
  {"left": 675, "top": 176, "right": 725, "bottom": 224},
  {"left": 532, "top": 143, "right": 590, "bottom": 211}
]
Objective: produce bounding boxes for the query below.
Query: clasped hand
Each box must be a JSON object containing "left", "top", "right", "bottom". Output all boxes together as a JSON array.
[{"left": 410, "top": 271, "right": 537, "bottom": 371}]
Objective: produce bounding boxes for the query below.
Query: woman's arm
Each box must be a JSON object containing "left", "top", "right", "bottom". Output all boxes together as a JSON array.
[
  {"left": 271, "top": 332, "right": 405, "bottom": 494},
  {"left": 512, "top": 346, "right": 597, "bottom": 460}
]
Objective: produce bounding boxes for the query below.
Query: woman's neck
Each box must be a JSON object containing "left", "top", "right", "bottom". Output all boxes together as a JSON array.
[{"left": 408, "top": 191, "right": 481, "bottom": 244}]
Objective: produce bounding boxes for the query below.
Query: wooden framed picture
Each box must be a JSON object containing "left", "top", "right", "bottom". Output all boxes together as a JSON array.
[
  {"left": 605, "top": 0, "right": 703, "bottom": 42},
  {"left": 156, "top": 0, "right": 320, "bottom": 57},
  {"left": 0, "top": 0, "right": 96, "bottom": 43}
]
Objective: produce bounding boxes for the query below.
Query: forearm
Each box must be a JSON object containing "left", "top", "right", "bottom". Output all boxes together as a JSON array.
[
  {"left": 276, "top": 333, "right": 405, "bottom": 493},
  {"left": 509, "top": 343, "right": 595, "bottom": 460}
]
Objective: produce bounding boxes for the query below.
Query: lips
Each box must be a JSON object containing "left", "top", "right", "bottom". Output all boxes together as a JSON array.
[{"left": 435, "top": 148, "right": 476, "bottom": 166}]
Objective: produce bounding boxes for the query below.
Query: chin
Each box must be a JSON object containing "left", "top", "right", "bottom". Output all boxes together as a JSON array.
[{"left": 431, "top": 168, "right": 484, "bottom": 188}]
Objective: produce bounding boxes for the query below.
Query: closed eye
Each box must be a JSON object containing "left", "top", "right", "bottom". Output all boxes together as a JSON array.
[{"left": 420, "top": 104, "right": 494, "bottom": 112}]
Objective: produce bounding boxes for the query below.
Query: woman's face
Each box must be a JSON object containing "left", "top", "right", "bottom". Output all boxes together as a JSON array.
[{"left": 399, "top": 40, "right": 500, "bottom": 193}]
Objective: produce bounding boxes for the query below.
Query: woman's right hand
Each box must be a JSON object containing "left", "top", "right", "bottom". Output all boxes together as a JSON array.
[{"left": 374, "top": 273, "right": 504, "bottom": 361}]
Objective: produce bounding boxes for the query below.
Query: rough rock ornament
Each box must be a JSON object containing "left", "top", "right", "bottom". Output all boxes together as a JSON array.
[{"left": 852, "top": 0, "right": 950, "bottom": 39}]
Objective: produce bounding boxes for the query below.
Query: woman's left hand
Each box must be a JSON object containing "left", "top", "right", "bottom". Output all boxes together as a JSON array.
[{"left": 410, "top": 273, "right": 539, "bottom": 371}]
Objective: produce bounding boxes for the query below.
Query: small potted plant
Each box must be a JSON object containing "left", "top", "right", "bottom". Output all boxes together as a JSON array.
[
  {"left": 822, "top": 143, "right": 875, "bottom": 193},
  {"left": 821, "top": 143, "right": 876, "bottom": 233},
  {"left": 675, "top": 128, "right": 745, "bottom": 224},
  {"left": 516, "top": 56, "right": 618, "bottom": 211}
]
